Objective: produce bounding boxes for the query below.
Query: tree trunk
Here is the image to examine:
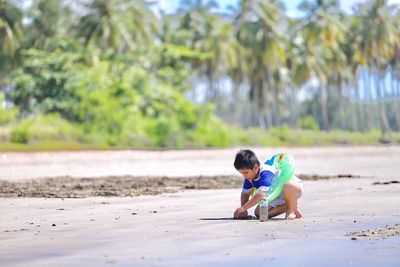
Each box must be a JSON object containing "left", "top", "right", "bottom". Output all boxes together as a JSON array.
[
  {"left": 380, "top": 75, "right": 392, "bottom": 132},
  {"left": 392, "top": 74, "right": 400, "bottom": 131},
  {"left": 289, "top": 85, "right": 298, "bottom": 128},
  {"left": 353, "top": 71, "right": 362, "bottom": 132},
  {"left": 206, "top": 63, "right": 215, "bottom": 102},
  {"left": 249, "top": 79, "right": 259, "bottom": 127},
  {"left": 397, "top": 77, "right": 400, "bottom": 131},
  {"left": 273, "top": 87, "right": 281, "bottom": 126},
  {"left": 230, "top": 79, "right": 241, "bottom": 123},
  {"left": 261, "top": 77, "right": 272, "bottom": 129},
  {"left": 373, "top": 73, "right": 391, "bottom": 134},
  {"left": 264, "top": 67, "right": 277, "bottom": 127},
  {"left": 363, "top": 69, "right": 372, "bottom": 130},
  {"left": 318, "top": 75, "right": 330, "bottom": 131},
  {"left": 350, "top": 88, "right": 359, "bottom": 132},
  {"left": 337, "top": 75, "right": 345, "bottom": 130}
]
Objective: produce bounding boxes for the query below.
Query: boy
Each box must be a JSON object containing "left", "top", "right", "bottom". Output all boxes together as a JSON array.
[{"left": 233, "top": 149, "right": 303, "bottom": 220}]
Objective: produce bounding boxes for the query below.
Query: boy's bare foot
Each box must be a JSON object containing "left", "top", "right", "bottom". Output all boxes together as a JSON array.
[
  {"left": 294, "top": 209, "right": 302, "bottom": 219},
  {"left": 285, "top": 210, "right": 296, "bottom": 220},
  {"left": 285, "top": 208, "right": 302, "bottom": 220}
]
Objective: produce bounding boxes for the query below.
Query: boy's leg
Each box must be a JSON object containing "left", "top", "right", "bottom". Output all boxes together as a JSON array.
[
  {"left": 268, "top": 204, "right": 287, "bottom": 218},
  {"left": 254, "top": 204, "right": 260, "bottom": 218},
  {"left": 255, "top": 204, "right": 287, "bottom": 219},
  {"left": 255, "top": 204, "right": 287, "bottom": 218},
  {"left": 255, "top": 181, "right": 303, "bottom": 219},
  {"left": 283, "top": 181, "right": 303, "bottom": 220}
]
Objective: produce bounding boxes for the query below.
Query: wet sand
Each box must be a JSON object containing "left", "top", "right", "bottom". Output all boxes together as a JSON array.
[
  {"left": 0, "top": 174, "right": 359, "bottom": 198},
  {"left": 0, "top": 146, "right": 400, "bottom": 266}
]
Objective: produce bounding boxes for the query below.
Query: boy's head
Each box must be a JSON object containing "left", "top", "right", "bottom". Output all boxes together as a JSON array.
[{"left": 233, "top": 149, "right": 260, "bottom": 180}]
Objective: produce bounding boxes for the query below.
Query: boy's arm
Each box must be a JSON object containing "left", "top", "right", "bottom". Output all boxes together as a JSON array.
[
  {"left": 234, "top": 192, "right": 250, "bottom": 219},
  {"left": 234, "top": 191, "right": 264, "bottom": 218},
  {"left": 242, "top": 191, "right": 262, "bottom": 210},
  {"left": 241, "top": 191, "right": 250, "bottom": 206}
]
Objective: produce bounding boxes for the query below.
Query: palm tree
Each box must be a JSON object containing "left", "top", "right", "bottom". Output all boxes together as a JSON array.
[
  {"left": 236, "top": 0, "right": 287, "bottom": 128},
  {"left": 344, "top": 13, "right": 368, "bottom": 132},
  {"left": 389, "top": 8, "right": 400, "bottom": 131},
  {"left": 205, "top": 21, "right": 240, "bottom": 109},
  {"left": 298, "top": 0, "right": 346, "bottom": 131},
  {"left": 23, "top": 0, "right": 73, "bottom": 49},
  {"left": 77, "top": 0, "right": 157, "bottom": 52},
  {"left": 176, "top": 0, "right": 225, "bottom": 102},
  {"left": 329, "top": 32, "right": 351, "bottom": 130},
  {"left": 0, "top": 0, "right": 22, "bottom": 95},
  {"left": 355, "top": 0, "right": 396, "bottom": 134},
  {"left": 256, "top": 0, "right": 288, "bottom": 127},
  {"left": 286, "top": 21, "right": 315, "bottom": 128},
  {"left": 0, "top": 0, "right": 22, "bottom": 66}
]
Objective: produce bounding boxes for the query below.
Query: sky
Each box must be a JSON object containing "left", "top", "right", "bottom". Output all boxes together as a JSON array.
[{"left": 152, "top": 0, "right": 400, "bottom": 17}]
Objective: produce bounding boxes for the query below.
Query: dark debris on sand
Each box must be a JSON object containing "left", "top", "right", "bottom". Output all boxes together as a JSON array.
[
  {"left": 0, "top": 174, "right": 360, "bottom": 198},
  {"left": 372, "top": 180, "right": 400, "bottom": 185},
  {"left": 347, "top": 224, "right": 400, "bottom": 240},
  {"left": 297, "top": 174, "right": 361, "bottom": 180},
  {"left": 0, "top": 175, "right": 242, "bottom": 198}
]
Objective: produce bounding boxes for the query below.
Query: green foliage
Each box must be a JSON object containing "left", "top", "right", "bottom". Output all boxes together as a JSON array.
[
  {"left": 1, "top": 0, "right": 399, "bottom": 151},
  {"left": 156, "top": 43, "right": 211, "bottom": 92},
  {"left": 10, "top": 113, "right": 82, "bottom": 144},
  {"left": 24, "top": 0, "right": 73, "bottom": 50},
  {"left": 0, "top": 0, "right": 23, "bottom": 61},
  {"left": 0, "top": 141, "right": 96, "bottom": 152},
  {"left": 0, "top": 93, "right": 18, "bottom": 125},
  {"left": 77, "top": 0, "right": 157, "bottom": 52},
  {"left": 1, "top": 118, "right": 397, "bottom": 150},
  {"left": 67, "top": 62, "right": 143, "bottom": 146},
  {"left": 298, "top": 116, "right": 320, "bottom": 131},
  {"left": 61, "top": 58, "right": 202, "bottom": 148},
  {"left": 8, "top": 48, "right": 83, "bottom": 117},
  {"left": 6, "top": 41, "right": 224, "bottom": 148},
  {"left": 11, "top": 120, "right": 30, "bottom": 143},
  {"left": 192, "top": 104, "right": 232, "bottom": 147}
]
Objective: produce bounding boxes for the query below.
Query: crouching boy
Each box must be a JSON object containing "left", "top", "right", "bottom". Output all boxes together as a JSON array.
[{"left": 233, "top": 149, "right": 303, "bottom": 220}]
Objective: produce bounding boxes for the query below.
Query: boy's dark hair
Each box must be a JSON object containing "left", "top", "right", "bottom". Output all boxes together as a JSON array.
[{"left": 233, "top": 149, "right": 260, "bottom": 170}]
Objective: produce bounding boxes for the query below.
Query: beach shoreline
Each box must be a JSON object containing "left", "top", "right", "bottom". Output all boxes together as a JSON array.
[{"left": 1, "top": 147, "right": 399, "bottom": 266}]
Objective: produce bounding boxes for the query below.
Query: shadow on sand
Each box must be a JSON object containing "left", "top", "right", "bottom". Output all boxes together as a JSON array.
[{"left": 199, "top": 216, "right": 284, "bottom": 221}]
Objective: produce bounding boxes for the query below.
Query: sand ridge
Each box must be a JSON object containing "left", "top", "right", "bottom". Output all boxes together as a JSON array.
[{"left": 0, "top": 174, "right": 361, "bottom": 198}]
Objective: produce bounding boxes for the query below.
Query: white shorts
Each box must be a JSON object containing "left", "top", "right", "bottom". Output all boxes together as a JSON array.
[{"left": 269, "top": 176, "right": 304, "bottom": 208}]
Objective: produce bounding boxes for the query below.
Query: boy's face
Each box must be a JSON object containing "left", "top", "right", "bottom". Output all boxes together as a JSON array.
[{"left": 238, "top": 165, "right": 259, "bottom": 180}]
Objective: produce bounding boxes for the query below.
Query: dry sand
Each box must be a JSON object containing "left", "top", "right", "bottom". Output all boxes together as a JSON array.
[
  {"left": 0, "top": 146, "right": 400, "bottom": 266},
  {"left": 2, "top": 146, "right": 400, "bottom": 180}
]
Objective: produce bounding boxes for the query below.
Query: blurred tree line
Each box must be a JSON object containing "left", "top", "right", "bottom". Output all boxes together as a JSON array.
[{"left": 0, "top": 0, "right": 399, "bottom": 148}]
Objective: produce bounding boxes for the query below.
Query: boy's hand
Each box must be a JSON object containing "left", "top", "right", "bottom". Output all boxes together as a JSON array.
[{"left": 234, "top": 207, "right": 248, "bottom": 219}]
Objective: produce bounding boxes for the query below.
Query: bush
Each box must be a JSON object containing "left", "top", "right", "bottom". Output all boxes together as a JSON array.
[
  {"left": 192, "top": 104, "right": 232, "bottom": 147},
  {"left": 298, "top": 116, "right": 319, "bottom": 131},
  {"left": 0, "top": 93, "right": 19, "bottom": 125},
  {"left": 11, "top": 120, "right": 31, "bottom": 143},
  {"left": 240, "top": 127, "right": 272, "bottom": 146},
  {"left": 10, "top": 113, "right": 82, "bottom": 144}
]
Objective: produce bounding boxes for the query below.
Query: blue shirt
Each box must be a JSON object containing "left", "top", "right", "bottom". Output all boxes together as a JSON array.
[{"left": 242, "top": 162, "right": 277, "bottom": 193}]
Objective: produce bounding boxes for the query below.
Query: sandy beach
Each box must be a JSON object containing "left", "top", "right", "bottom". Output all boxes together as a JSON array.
[{"left": 1, "top": 146, "right": 400, "bottom": 266}]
